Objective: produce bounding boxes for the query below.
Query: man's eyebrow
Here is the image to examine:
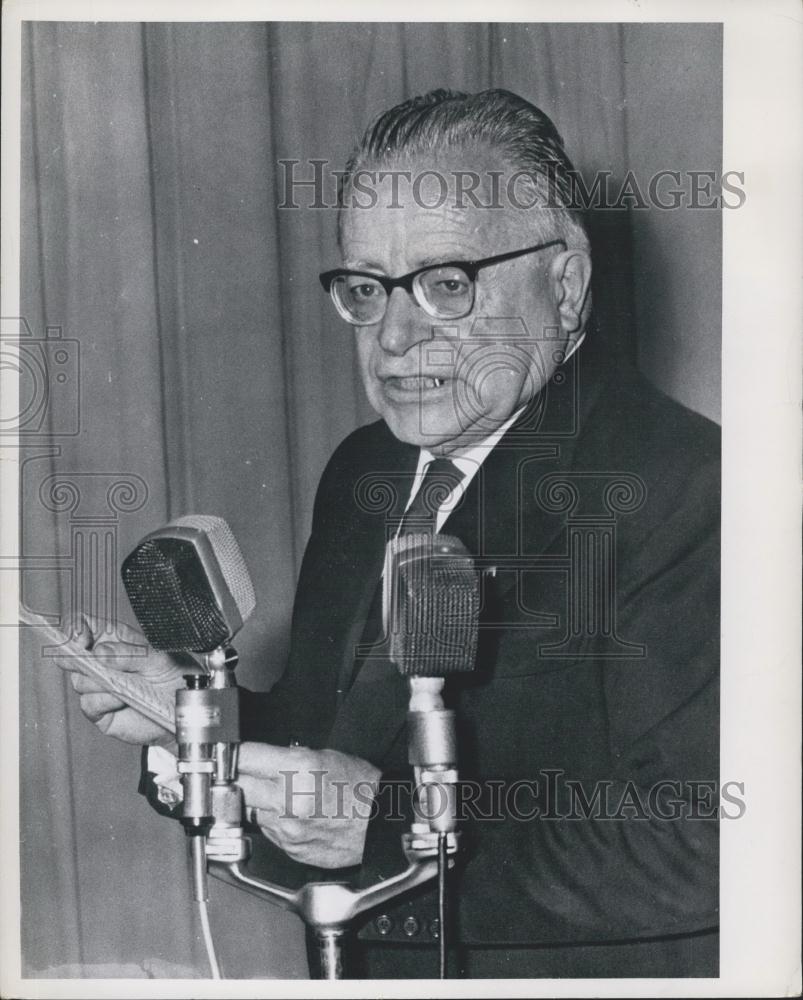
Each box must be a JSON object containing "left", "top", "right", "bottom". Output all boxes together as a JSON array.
[
  {"left": 417, "top": 253, "right": 474, "bottom": 267},
  {"left": 346, "top": 260, "right": 385, "bottom": 272},
  {"left": 345, "top": 249, "right": 478, "bottom": 273}
]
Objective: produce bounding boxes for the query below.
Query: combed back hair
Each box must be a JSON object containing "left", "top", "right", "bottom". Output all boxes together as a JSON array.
[{"left": 338, "top": 88, "right": 590, "bottom": 252}]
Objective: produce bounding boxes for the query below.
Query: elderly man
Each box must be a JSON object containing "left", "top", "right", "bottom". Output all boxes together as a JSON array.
[{"left": 64, "top": 89, "right": 720, "bottom": 979}]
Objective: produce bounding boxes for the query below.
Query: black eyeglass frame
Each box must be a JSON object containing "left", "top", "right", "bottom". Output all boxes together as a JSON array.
[{"left": 318, "top": 238, "right": 567, "bottom": 323}]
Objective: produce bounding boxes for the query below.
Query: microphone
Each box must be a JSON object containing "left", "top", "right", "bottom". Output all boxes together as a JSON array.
[
  {"left": 384, "top": 532, "right": 479, "bottom": 978},
  {"left": 121, "top": 514, "right": 255, "bottom": 653},
  {"left": 121, "top": 515, "right": 255, "bottom": 901},
  {"left": 384, "top": 531, "right": 479, "bottom": 831},
  {"left": 385, "top": 532, "right": 479, "bottom": 677}
]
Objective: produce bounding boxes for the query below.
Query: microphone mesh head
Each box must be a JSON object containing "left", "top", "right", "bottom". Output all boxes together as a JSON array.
[
  {"left": 121, "top": 515, "right": 255, "bottom": 653},
  {"left": 173, "top": 515, "right": 256, "bottom": 621},
  {"left": 387, "top": 532, "right": 479, "bottom": 676}
]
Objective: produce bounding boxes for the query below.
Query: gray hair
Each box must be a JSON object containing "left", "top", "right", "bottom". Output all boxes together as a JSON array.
[{"left": 338, "top": 88, "right": 590, "bottom": 252}]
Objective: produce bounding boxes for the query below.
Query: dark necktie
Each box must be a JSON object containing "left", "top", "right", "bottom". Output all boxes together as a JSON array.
[
  {"left": 344, "top": 457, "right": 463, "bottom": 693},
  {"left": 396, "top": 457, "right": 463, "bottom": 538}
]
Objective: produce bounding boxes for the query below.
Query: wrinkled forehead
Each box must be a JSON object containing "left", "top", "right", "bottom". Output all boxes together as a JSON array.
[
  {"left": 338, "top": 147, "right": 542, "bottom": 261},
  {"left": 341, "top": 143, "right": 542, "bottom": 213}
]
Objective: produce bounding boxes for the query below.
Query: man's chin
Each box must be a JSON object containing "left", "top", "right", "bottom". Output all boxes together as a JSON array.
[{"left": 379, "top": 407, "right": 481, "bottom": 455}]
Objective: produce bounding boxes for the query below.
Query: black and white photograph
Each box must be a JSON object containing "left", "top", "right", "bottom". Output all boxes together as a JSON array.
[{"left": 1, "top": 2, "right": 799, "bottom": 994}]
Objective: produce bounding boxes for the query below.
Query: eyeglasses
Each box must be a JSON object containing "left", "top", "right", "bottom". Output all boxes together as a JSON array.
[{"left": 319, "top": 238, "right": 566, "bottom": 326}]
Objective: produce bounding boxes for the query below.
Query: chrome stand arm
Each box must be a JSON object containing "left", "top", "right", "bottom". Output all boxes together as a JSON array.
[
  {"left": 208, "top": 830, "right": 456, "bottom": 980},
  {"left": 211, "top": 851, "right": 439, "bottom": 923}
]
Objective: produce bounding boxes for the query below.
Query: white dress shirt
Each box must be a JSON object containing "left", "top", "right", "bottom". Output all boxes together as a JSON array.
[{"left": 402, "top": 405, "right": 526, "bottom": 533}]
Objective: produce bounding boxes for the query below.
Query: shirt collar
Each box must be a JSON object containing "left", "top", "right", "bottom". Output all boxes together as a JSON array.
[{"left": 417, "top": 404, "right": 526, "bottom": 481}]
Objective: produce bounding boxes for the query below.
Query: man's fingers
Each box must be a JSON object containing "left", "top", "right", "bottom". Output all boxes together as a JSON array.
[
  {"left": 245, "top": 803, "right": 283, "bottom": 827},
  {"left": 75, "top": 616, "right": 146, "bottom": 652},
  {"left": 103, "top": 619, "right": 146, "bottom": 646},
  {"left": 237, "top": 773, "right": 283, "bottom": 812},
  {"left": 92, "top": 641, "right": 150, "bottom": 674},
  {"left": 245, "top": 804, "right": 313, "bottom": 852},
  {"left": 70, "top": 671, "right": 112, "bottom": 697},
  {"left": 77, "top": 691, "right": 126, "bottom": 721},
  {"left": 72, "top": 616, "right": 97, "bottom": 650}
]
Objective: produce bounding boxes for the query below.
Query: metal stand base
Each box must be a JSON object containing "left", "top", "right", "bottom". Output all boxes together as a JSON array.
[{"left": 208, "top": 831, "right": 457, "bottom": 980}]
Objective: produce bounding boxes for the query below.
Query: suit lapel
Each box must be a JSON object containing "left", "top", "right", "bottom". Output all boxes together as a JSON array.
[{"left": 326, "top": 440, "right": 416, "bottom": 762}]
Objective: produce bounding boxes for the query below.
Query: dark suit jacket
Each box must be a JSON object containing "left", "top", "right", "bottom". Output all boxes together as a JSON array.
[{"left": 232, "top": 352, "right": 720, "bottom": 978}]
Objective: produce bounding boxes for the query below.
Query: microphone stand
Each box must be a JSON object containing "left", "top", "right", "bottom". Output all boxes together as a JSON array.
[
  {"left": 176, "top": 649, "right": 460, "bottom": 981},
  {"left": 406, "top": 675, "right": 459, "bottom": 979},
  {"left": 176, "top": 645, "right": 248, "bottom": 907}
]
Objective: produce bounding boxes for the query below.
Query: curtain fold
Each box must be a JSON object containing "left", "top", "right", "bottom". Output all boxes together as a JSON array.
[
  {"left": 21, "top": 21, "right": 196, "bottom": 975},
  {"left": 19, "top": 21, "right": 721, "bottom": 978}
]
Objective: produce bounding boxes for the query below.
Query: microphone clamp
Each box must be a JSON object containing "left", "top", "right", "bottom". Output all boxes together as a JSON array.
[{"left": 175, "top": 644, "right": 248, "bottom": 900}]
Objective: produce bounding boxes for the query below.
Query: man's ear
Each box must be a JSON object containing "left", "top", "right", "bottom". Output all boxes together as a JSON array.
[{"left": 551, "top": 249, "right": 592, "bottom": 336}]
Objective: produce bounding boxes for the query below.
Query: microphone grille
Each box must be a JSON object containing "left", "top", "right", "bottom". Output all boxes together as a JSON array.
[
  {"left": 172, "top": 515, "right": 256, "bottom": 621},
  {"left": 121, "top": 514, "right": 255, "bottom": 653},
  {"left": 387, "top": 532, "right": 479, "bottom": 676}
]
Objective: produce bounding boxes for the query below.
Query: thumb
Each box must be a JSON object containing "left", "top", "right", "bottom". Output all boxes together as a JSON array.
[
  {"left": 108, "top": 618, "right": 147, "bottom": 646},
  {"left": 72, "top": 615, "right": 97, "bottom": 651},
  {"left": 91, "top": 640, "right": 150, "bottom": 674}
]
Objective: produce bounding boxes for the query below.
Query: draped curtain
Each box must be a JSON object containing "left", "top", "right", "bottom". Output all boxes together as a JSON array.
[{"left": 19, "top": 21, "right": 721, "bottom": 977}]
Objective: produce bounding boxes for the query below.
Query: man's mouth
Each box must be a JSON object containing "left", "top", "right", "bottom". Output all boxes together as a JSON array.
[{"left": 382, "top": 375, "right": 449, "bottom": 393}]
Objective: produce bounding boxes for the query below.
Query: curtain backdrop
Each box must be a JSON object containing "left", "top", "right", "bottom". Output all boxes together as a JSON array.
[{"left": 19, "top": 21, "right": 722, "bottom": 978}]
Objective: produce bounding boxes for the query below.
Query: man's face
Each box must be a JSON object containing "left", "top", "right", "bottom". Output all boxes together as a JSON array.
[{"left": 339, "top": 155, "right": 571, "bottom": 456}]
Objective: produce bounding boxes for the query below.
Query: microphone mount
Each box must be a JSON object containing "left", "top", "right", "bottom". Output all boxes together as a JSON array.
[
  {"left": 174, "top": 645, "right": 458, "bottom": 980},
  {"left": 176, "top": 643, "right": 247, "bottom": 904},
  {"left": 211, "top": 833, "right": 458, "bottom": 980}
]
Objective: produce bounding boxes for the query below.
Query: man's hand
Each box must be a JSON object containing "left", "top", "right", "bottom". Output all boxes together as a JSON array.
[
  {"left": 54, "top": 616, "right": 186, "bottom": 747},
  {"left": 237, "top": 742, "right": 381, "bottom": 869}
]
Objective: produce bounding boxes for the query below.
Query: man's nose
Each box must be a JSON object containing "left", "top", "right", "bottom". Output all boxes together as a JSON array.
[{"left": 376, "top": 287, "right": 432, "bottom": 356}]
